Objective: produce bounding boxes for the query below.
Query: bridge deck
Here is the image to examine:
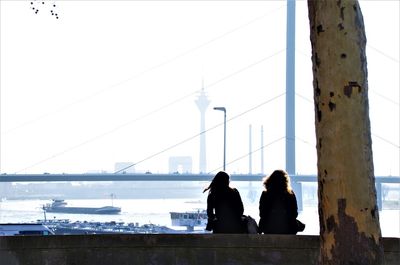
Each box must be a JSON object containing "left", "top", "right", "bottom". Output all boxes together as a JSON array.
[{"left": 1, "top": 173, "right": 399, "bottom": 183}]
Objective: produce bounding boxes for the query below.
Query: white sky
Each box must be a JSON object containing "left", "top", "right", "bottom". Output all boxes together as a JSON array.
[{"left": 0, "top": 0, "right": 399, "bottom": 176}]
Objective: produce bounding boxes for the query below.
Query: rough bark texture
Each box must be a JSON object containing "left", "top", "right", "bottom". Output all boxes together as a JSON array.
[{"left": 307, "top": 1, "right": 384, "bottom": 264}]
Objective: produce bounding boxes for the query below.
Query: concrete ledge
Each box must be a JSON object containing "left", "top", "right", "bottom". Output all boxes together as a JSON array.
[{"left": 0, "top": 234, "right": 398, "bottom": 265}]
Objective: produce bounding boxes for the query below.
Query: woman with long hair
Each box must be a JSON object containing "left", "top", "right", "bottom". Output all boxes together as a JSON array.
[
  {"left": 203, "top": 171, "right": 244, "bottom": 233},
  {"left": 258, "top": 169, "right": 298, "bottom": 234}
]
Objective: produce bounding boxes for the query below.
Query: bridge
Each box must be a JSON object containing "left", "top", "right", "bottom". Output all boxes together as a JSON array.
[{"left": 1, "top": 173, "right": 399, "bottom": 210}]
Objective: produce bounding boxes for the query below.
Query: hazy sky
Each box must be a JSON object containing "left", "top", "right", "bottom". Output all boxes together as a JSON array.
[{"left": 1, "top": 0, "right": 399, "bottom": 176}]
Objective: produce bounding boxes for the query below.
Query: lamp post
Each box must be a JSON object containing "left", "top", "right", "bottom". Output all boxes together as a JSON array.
[{"left": 213, "top": 107, "right": 226, "bottom": 171}]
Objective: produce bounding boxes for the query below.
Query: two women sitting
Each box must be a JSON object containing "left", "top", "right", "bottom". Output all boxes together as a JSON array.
[{"left": 204, "top": 169, "right": 300, "bottom": 234}]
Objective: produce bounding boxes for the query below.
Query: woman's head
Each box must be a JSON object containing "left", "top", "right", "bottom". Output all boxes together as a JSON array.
[
  {"left": 263, "top": 169, "right": 292, "bottom": 193},
  {"left": 203, "top": 171, "right": 230, "bottom": 193}
]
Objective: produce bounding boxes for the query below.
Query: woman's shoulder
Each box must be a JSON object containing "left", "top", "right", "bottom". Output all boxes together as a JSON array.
[
  {"left": 283, "top": 190, "right": 296, "bottom": 201},
  {"left": 263, "top": 189, "right": 291, "bottom": 198},
  {"left": 259, "top": 190, "right": 269, "bottom": 199},
  {"left": 229, "top": 187, "right": 243, "bottom": 196},
  {"left": 230, "top": 187, "right": 239, "bottom": 193}
]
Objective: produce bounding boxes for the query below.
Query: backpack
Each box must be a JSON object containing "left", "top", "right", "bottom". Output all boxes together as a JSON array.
[{"left": 242, "top": 215, "right": 258, "bottom": 234}]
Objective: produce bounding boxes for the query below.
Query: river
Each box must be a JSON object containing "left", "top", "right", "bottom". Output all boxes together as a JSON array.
[{"left": 0, "top": 197, "right": 399, "bottom": 237}]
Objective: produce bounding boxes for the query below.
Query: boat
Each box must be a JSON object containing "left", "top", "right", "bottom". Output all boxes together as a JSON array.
[
  {"left": 169, "top": 209, "right": 208, "bottom": 231},
  {"left": 43, "top": 199, "right": 121, "bottom": 215},
  {"left": 36, "top": 219, "right": 181, "bottom": 235},
  {"left": 0, "top": 223, "right": 54, "bottom": 236}
]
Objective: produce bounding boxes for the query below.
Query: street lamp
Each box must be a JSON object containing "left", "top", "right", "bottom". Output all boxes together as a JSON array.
[{"left": 213, "top": 107, "right": 226, "bottom": 171}]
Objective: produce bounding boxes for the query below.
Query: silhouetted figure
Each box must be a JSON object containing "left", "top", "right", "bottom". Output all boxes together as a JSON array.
[
  {"left": 203, "top": 171, "right": 244, "bottom": 233},
  {"left": 258, "top": 169, "right": 298, "bottom": 234}
]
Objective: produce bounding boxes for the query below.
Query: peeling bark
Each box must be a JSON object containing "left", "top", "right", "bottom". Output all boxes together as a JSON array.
[{"left": 307, "top": 0, "right": 384, "bottom": 264}]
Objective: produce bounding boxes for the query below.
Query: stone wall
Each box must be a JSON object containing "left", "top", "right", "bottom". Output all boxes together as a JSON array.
[{"left": 0, "top": 234, "right": 398, "bottom": 265}]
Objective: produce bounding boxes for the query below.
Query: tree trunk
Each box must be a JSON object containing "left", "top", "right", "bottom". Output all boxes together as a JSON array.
[{"left": 307, "top": 1, "right": 384, "bottom": 264}]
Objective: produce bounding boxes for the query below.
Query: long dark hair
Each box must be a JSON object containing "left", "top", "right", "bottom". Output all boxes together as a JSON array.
[
  {"left": 203, "top": 171, "right": 230, "bottom": 194},
  {"left": 263, "top": 169, "right": 293, "bottom": 193}
]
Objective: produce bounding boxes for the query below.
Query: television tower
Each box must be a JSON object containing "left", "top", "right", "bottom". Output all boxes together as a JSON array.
[{"left": 195, "top": 82, "right": 210, "bottom": 173}]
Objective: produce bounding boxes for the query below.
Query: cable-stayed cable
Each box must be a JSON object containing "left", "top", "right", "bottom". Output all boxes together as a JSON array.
[
  {"left": 370, "top": 90, "right": 400, "bottom": 106},
  {"left": 372, "top": 134, "right": 400, "bottom": 149}
]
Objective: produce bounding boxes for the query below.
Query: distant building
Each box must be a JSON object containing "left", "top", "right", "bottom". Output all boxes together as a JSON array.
[
  {"left": 114, "top": 162, "right": 135, "bottom": 174},
  {"left": 169, "top": 156, "right": 192, "bottom": 174}
]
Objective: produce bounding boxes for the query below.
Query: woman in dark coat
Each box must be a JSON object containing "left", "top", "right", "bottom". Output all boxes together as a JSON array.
[
  {"left": 203, "top": 171, "right": 244, "bottom": 233},
  {"left": 258, "top": 169, "right": 298, "bottom": 234}
]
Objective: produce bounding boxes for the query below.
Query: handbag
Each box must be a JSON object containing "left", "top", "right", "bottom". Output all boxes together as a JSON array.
[
  {"left": 296, "top": 219, "right": 306, "bottom": 232},
  {"left": 241, "top": 215, "right": 258, "bottom": 234}
]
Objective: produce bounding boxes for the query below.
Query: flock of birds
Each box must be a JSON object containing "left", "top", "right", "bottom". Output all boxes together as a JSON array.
[{"left": 30, "top": 0, "right": 60, "bottom": 19}]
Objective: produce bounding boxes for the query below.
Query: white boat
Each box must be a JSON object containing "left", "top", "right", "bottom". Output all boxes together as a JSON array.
[{"left": 170, "top": 209, "right": 208, "bottom": 231}]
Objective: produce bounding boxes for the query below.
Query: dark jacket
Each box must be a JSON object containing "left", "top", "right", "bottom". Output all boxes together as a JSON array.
[
  {"left": 206, "top": 187, "right": 244, "bottom": 233},
  {"left": 258, "top": 189, "right": 298, "bottom": 234}
]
